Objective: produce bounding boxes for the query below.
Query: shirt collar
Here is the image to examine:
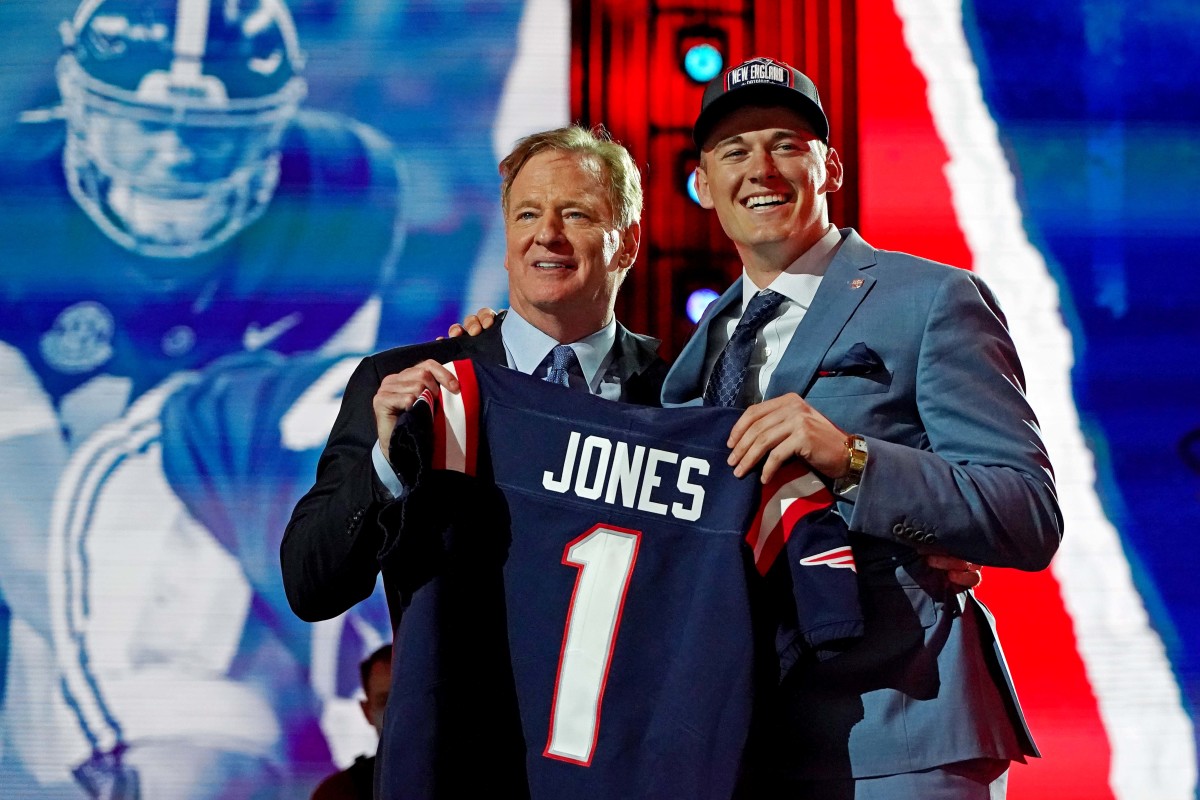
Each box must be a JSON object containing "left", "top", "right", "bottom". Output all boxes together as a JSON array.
[
  {"left": 740, "top": 224, "right": 843, "bottom": 310},
  {"left": 501, "top": 309, "right": 617, "bottom": 387}
]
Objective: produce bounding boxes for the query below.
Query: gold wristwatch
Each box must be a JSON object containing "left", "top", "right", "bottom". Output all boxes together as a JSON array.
[{"left": 833, "top": 434, "right": 868, "bottom": 496}]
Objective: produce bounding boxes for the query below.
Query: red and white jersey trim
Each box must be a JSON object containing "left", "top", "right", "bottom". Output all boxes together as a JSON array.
[
  {"left": 745, "top": 462, "right": 837, "bottom": 575},
  {"left": 419, "top": 360, "right": 481, "bottom": 476}
]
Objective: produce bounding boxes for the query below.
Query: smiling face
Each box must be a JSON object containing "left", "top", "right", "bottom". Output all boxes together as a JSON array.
[
  {"left": 504, "top": 151, "right": 640, "bottom": 342},
  {"left": 695, "top": 105, "right": 842, "bottom": 282}
]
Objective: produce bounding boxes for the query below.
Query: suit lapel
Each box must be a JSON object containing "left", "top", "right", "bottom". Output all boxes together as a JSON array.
[
  {"left": 766, "top": 230, "right": 877, "bottom": 399},
  {"left": 611, "top": 323, "right": 662, "bottom": 379},
  {"left": 662, "top": 278, "right": 744, "bottom": 406},
  {"left": 604, "top": 322, "right": 664, "bottom": 405}
]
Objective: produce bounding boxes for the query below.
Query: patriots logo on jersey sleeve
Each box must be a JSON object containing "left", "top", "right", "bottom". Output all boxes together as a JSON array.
[{"left": 798, "top": 546, "right": 857, "bottom": 572}]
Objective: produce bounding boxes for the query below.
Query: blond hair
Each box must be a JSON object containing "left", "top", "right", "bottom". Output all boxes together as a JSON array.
[{"left": 499, "top": 125, "right": 643, "bottom": 230}]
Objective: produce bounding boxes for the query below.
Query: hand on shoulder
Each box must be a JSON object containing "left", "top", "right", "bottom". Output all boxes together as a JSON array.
[{"left": 444, "top": 307, "right": 498, "bottom": 339}]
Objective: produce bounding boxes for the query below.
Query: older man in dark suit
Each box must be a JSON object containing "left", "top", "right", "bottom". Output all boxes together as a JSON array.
[
  {"left": 280, "top": 124, "right": 669, "bottom": 798},
  {"left": 280, "top": 125, "right": 665, "bottom": 624}
]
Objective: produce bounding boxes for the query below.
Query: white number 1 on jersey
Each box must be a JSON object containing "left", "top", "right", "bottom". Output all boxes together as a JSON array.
[{"left": 543, "top": 524, "right": 641, "bottom": 765}]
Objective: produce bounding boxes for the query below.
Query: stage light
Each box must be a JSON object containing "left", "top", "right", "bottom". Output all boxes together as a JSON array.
[
  {"left": 685, "top": 168, "right": 701, "bottom": 205},
  {"left": 676, "top": 25, "right": 727, "bottom": 85},
  {"left": 683, "top": 43, "right": 723, "bottom": 83},
  {"left": 686, "top": 288, "right": 720, "bottom": 323}
]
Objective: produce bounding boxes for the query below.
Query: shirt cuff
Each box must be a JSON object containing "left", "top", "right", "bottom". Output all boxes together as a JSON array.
[
  {"left": 835, "top": 483, "right": 860, "bottom": 503},
  {"left": 372, "top": 441, "right": 407, "bottom": 500}
]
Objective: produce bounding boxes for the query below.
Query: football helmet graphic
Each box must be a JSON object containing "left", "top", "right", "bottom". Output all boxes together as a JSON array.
[{"left": 57, "top": 0, "right": 307, "bottom": 258}]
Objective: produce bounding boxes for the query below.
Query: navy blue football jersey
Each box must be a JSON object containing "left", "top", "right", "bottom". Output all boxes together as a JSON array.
[{"left": 379, "top": 360, "right": 862, "bottom": 799}]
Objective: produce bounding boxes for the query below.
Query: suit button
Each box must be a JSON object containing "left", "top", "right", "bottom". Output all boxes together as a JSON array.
[
  {"left": 922, "top": 533, "right": 936, "bottom": 543},
  {"left": 892, "top": 523, "right": 906, "bottom": 537}
]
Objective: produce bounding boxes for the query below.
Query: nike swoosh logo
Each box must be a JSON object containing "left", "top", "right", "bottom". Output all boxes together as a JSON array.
[{"left": 244, "top": 312, "right": 303, "bottom": 351}]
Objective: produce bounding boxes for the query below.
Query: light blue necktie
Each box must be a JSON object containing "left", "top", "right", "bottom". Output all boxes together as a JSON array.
[
  {"left": 703, "top": 290, "right": 786, "bottom": 407},
  {"left": 543, "top": 344, "right": 581, "bottom": 389}
]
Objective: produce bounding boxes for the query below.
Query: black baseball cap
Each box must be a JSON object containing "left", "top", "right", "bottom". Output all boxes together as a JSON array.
[{"left": 692, "top": 56, "right": 830, "bottom": 148}]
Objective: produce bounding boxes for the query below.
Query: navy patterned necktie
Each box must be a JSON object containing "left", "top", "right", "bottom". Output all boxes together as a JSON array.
[
  {"left": 543, "top": 344, "right": 581, "bottom": 389},
  {"left": 703, "top": 289, "right": 787, "bottom": 407}
]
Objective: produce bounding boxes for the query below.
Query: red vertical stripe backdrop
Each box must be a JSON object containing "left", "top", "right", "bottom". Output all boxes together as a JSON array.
[{"left": 855, "top": 2, "right": 1114, "bottom": 798}]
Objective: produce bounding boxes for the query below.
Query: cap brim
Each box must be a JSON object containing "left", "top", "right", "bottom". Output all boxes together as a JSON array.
[{"left": 693, "top": 84, "right": 829, "bottom": 148}]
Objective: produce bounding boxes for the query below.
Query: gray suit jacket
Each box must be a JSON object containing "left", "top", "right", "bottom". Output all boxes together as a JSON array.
[
  {"left": 281, "top": 313, "right": 667, "bottom": 625},
  {"left": 662, "top": 229, "right": 1063, "bottom": 779}
]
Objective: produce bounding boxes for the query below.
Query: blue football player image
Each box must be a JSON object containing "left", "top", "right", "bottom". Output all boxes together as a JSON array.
[{"left": 0, "top": 0, "right": 528, "bottom": 795}]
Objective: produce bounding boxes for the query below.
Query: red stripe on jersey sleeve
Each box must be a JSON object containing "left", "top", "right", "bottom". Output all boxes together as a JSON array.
[{"left": 453, "top": 359, "right": 480, "bottom": 477}]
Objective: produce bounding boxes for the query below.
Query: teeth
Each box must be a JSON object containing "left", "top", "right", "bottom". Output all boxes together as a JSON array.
[
  {"left": 745, "top": 194, "right": 788, "bottom": 209},
  {"left": 533, "top": 261, "right": 571, "bottom": 269}
]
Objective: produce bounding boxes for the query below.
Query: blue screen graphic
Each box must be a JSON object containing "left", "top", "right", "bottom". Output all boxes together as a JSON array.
[
  {"left": 969, "top": 0, "right": 1200, "bottom": 738},
  {"left": 0, "top": 0, "right": 564, "bottom": 795}
]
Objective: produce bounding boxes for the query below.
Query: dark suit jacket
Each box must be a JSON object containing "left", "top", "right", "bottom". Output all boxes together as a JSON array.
[
  {"left": 280, "top": 313, "right": 667, "bottom": 624},
  {"left": 663, "top": 229, "right": 1064, "bottom": 781}
]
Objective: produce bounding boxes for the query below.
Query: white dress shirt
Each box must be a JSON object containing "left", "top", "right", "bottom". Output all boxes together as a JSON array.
[
  {"left": 500, "top": 310, "right": 620, "bottom": 399},
  {"left": 701, "top": 225, "right": 843, "bottom": 405}
]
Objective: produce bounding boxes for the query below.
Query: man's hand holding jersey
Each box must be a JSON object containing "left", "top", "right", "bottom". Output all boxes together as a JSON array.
[{"left": 374, "top": 360, "right": 462, "bottom": 465}]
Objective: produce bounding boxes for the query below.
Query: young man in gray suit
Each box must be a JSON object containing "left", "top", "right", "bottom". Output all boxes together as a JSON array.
[{"left": 661, "top": 56, "right": 1063, "bottom": 798}]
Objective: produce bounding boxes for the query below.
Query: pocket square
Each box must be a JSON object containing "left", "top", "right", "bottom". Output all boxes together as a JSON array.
[{"left": 817, "top": 342, "right": 885, "bottom": 378}]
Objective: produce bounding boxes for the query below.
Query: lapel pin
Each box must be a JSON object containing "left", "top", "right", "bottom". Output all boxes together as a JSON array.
[{"left": 849, "top": 278, "right": 864, "bottom": 289}]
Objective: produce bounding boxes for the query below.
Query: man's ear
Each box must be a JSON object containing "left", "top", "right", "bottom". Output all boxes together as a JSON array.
[
  {"left": 823, "top": 147, "right": 844, "bottom": 193},
  {"left": 618, "top": 220, "right": 641, "bottom": 268},
  {"left": 694, "top": 164, "right": 715, "bottom": 210}
]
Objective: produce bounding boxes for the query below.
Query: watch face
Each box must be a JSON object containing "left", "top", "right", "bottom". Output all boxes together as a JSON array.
[{"left": 848, "top": 436, "right": 868, "bottom": 472}]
